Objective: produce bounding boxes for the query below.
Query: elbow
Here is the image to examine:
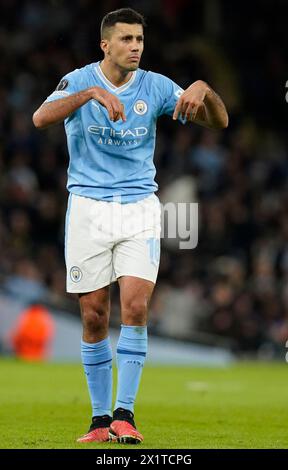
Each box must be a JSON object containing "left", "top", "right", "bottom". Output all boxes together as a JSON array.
[
  {"left": 208, "top": 111, "right": 229, "bottom": 130},
  {"left": 222, "top": 113, "right": 229, "bottom": 129},
  {"left": 32, "top": 111, "right": 42, "bottom": 129},
  {"left": 215, "top": 113, "right": 229, "bottom": 130},
  {"left": 32, "top": 110, "right": 47, "bottom": 129}
]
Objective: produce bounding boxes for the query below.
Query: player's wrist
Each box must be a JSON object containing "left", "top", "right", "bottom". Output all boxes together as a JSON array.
[
  {"left": 188, "top": 80, "right": 210, "bottom": 100},
  {"left": 86, "top": 86, "right": 102, "bottom": 101}
]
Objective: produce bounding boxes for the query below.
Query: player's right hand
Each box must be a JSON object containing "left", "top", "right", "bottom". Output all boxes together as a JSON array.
[{"left": 90, "top": 87, "right": 126, "bottom": 122}]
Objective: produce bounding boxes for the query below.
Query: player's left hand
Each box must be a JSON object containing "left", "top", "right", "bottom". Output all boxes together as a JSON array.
[{"left": 173, "top": 80, "right": 209, "bottom": 122}]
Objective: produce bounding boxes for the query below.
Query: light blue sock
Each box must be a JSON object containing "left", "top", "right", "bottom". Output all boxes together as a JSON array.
[
  {"left": 81, "top": 337, "right": 113, "bottom": 417},
  {"left": 114, "top": 325, "right": 147, "bottom": 413}
]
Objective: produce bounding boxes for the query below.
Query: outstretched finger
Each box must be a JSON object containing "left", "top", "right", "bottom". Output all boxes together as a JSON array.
[
  {"left": 113, "top": 110, "right": 120, "bottom": 122},
  {"left": 185, "top": 103, "right": 195, "bottom": 121},
  {"left": 173, "top": 100, "right": 182, "bottom": 120},
  {"left": 191, "top": 104, "right": 200, "bottom": 121},
  {"left": 120, "top": 111, "right": 126, "bottom": 122},
  {"left": 119, "top": 103, "right": 126, "bottom": 122},
  {"left": 104, "top": 102, "right": 114, "bottom": 121},
  {"left": 181, "top": 102, "right": 189, "bottom": 120}
]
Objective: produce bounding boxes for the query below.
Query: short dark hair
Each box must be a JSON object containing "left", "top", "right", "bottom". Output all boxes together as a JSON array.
[{"left": 101, "top": 8, "right": 146, "bottom": 39}]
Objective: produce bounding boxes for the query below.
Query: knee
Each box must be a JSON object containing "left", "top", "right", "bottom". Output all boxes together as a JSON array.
[
  {"left": 81, "top": 300, "right": 109, "bottom": 334},
  {"left": 122, "top": 298, "right": 148, "bottom": 325},
  {"left": 84, "top": 309, "right": 108, "bottom": 333}
]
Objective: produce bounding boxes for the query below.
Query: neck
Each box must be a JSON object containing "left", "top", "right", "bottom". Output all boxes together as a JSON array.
[{"left": 100, "top": 58, "right": 133, "bottom": 87}]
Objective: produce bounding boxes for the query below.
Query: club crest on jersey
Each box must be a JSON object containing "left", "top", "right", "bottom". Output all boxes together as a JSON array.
[
  {"left": 70, "top": 266, "right": 83, "bottom": 283},
  {"left": 134, "top": 100, "right": 147, "bottom": 115}
]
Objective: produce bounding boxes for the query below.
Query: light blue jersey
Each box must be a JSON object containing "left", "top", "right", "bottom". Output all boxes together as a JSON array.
[{"left": 46, "top": 61, "right": 184, "bottom": 203}]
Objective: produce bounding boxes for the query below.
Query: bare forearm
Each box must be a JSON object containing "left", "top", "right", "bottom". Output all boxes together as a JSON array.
[
  {"left": 173, "top": 80, "right": 229, "bottom": 130},
  {"left": 32, "top": 88, "right": 94, "bottom": 129},
  {"left": 203, "top": 84, "right": 229, "bottom": 129}
]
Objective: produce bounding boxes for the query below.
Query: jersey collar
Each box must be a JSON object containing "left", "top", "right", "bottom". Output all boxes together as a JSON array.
[{"left": 94, "top": 61, "right": 137, "bottom": 95}]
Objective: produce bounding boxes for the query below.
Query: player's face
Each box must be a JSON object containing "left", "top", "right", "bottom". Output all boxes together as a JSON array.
[{"left": 102, "top": 23, "right": 144, "bottom": 72}]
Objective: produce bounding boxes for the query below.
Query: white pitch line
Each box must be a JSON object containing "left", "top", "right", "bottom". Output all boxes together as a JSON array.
[{"left": 186, "top": 381, "right": 243, "bottom": 392}]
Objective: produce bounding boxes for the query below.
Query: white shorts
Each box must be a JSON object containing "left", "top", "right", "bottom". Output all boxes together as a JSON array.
[{"left": 65, "top": 193, "right": 161, "bottom": 293}]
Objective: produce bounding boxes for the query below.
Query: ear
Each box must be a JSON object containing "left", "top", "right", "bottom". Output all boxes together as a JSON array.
[{"left": 100, "top": 39, "right": 109, "bottom": 55}]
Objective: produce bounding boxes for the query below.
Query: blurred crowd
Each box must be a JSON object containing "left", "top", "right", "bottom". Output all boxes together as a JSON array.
[{"left": 0, "top": 0, "right": 288, "bottom": 356}]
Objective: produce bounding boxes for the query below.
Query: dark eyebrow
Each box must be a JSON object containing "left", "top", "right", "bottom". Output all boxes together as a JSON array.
[{"left": 121, "top": 34, "right": 144, "bottom": 40}]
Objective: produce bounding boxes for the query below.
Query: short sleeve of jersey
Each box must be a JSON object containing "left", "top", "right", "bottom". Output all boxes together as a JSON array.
[
  {"left": 152, "top": 73, "right": 185, "bottom": 122},
  {"left": 45, "top": 69, "right": 81, "bottom": 103}
]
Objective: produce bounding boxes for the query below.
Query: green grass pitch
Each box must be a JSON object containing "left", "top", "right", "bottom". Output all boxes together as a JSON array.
[{"left": 1, "top": 358, "right": 288, "bottom": 449}]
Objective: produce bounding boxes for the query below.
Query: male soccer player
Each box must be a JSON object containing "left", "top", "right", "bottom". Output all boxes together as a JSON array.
[{"left": 33, "top": 8, "right": 228, "bottom": 444}]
